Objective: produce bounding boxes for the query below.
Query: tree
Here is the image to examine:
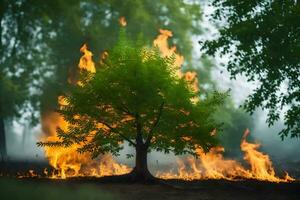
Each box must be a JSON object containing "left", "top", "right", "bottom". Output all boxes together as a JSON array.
[
  {"left": 203, "top": 0, "right": 300, "bottom": 138},
  {"left": 0, "top": 0, "right": 53, "bottom": 160},
  {"left": 39, "top": 31, "right": 225, "bottom": 181}
]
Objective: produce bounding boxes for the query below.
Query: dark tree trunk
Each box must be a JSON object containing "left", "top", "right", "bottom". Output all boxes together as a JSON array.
[
  {"left": 126, "top": 115, "right": 156, "bottom": 182},
  {"left": 130, "top": 144, "right": 154, "bottom": 181},
  {"left": 0, "top": 116, "right": 7, "bottom": 162}
]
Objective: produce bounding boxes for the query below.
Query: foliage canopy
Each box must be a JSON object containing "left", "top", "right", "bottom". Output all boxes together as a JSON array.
[
  {"left": 40, "top": 31, "right": 225, "bottom": 159},
  {"left": 203, "top": 0, "right": 300, "bottom": 138}
]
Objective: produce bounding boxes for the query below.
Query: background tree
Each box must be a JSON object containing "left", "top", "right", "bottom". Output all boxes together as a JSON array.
[
  {"left": 187, "top": 55, "right": 254, "bottom": 156},
  {"left": 213, "top": 98, "right": 254, "bottom": 157},
  {"left": 203, "top": 0, "right": 300, "bottom": 138},
  {"left": 0, "top": 0, "right": 53, "bottom": 160},
  {"left": 39, "top": 31, "right": 225, "bottom": 181}
]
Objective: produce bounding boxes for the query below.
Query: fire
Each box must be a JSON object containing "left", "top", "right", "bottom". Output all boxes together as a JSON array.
[
  {"left": 153, "top": 29, "right": 293, "bottom": 182},
  {"left": 119, "top": 16, "right": 127, "bottom": 27},
  {"left": 153, "top": 29, "right": 184, "bottom": 77},
  {"left": 42, "top": 108, "right": 131, "bottom": 179},
  {"left": 36, "top": 27, "right": 295, "bottom": 182},
  {"left": 40, "top": 44, "right": 131, "bottom": 179},
  {"left": 78, "top": 44, "right": 96, "bottom": 73},
  {"left": 153, "top": 29, "right": 199, "bottom": 104},
  {"left": 240, "top": 129, "right": 294, "bottom": 182},
  {"left": 157, "top": 129, "right": 294, "bottom": 182}
]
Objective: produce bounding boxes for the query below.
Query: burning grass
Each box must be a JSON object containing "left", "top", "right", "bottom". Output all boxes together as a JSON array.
[
  {"left": 29, "top": 124, "right": 295, "bottom": 182},
  {"left": 156, "top": 129, "right": 294, "bottom": 182}
]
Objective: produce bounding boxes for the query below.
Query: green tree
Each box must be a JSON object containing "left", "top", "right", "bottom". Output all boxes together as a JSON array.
[
  {"left": 203, "top": 0, "right": 300, "bottom": 139},
  {"left": 0, "top": 0, "right": 53, "bottom": 160},
  {"left": 39, "top": 31, "right": 225, "bottom": 181}
]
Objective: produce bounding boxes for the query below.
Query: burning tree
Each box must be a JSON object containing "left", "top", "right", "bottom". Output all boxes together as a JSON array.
[{"left": 39, "top": 29, "right": 225, "bottom": 181}]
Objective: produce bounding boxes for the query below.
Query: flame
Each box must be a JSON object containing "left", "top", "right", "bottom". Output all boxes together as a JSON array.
[
  {"left": 153, "top": 29, "right": 199, "bottom": 104},
  {"left": 157, "top": 129, "right": 294, "bottom": 182},
  {"left": 119, "top": 16, "right": 127, "bottom": 27},
  {"left": 40, "top": 43, "right": 131, "bottom": 179},
  {"left": 78, "top": 44, "right": 96, "bottom": 73},
  {"left": 184, "top": 71, "right": 199, "bottom": 93},
  {"left": 153, "top": 29, "right": 184, "bottom": 77},
  {"left": 17, "top": 169, "right": 40, "bottom": 178},
  {"left": 100, "top": 50, "right": 109, "bottom": 65},
  {"left": 240, "top": 129, "right": 295, "bottom": 182},
  {"left": 41, "top": 112, "right": 131, "bottom": 179}
]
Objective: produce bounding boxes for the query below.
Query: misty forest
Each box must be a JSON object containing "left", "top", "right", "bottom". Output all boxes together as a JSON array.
[{"left": 0, "top": 1, "right": 300, "bottom": 200}]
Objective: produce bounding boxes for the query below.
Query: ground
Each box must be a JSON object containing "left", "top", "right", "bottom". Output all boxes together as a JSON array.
[
  {"left": 0, "top": 177, "right": 299, "bottom": 200},
  {"left": 0, "top": 161, "right": 299, "bottom": 200}
]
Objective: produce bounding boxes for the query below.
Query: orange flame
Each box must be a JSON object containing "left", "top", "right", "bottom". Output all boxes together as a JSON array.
[
  {"left": 240, "top": 129, "right": 294, "bottom": 182},
  {"left": 119, "top": 16, "right": 127, "bottom": 27},
  {"left": 40, "top": 43, "right": 130, "bottom": 179},
  {"left": 157, "top": 129, "right": 294, "bottom": 182},
  {"left": 100, "top": 50, "right": 109, "bottom": 65},
  {"left": 153, "top": 29, "right": 184, "bottom": 77},
  {"left": 153, "top": 29, "right": 199, "bottom": 104},
  {"left": 78, "top": 44, "right": 96, "bottom": 73}
]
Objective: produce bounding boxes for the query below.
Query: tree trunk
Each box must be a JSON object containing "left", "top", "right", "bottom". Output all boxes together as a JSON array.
[
  {"left": 128, "top": 115, "right": 155, "bottom": 182},
  {"left": 0, "top": 1, "right": 8, "bottom": 163},
  {"left": 0, "top": 116, "right": 7, "bottom": 162},
  {"left": 130, "top": 144, "right": 154, "bottom": 181}
]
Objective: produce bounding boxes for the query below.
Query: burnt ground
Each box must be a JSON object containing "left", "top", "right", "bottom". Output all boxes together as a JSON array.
[
  {"left": 0, "top": 161, "right": 300, "bottom": 200},
  {"left": 0, "top": 176, "right": 300, "bottom": 200}
]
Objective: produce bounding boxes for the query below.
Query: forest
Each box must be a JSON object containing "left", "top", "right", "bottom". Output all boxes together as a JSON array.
[{"left": 0, "top": 1, "right": 299, "bottom": 200}]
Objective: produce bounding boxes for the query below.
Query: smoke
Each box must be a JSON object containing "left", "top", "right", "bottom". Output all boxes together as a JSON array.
[
  {"left": 5, "top": 121, "right": 45, "bottom": 161},
  {"left": 210, "top": 51, "right": 300, "bottom": 165},
  {"left": 251, "top": 110, "right": 300, "bottom": 162}
]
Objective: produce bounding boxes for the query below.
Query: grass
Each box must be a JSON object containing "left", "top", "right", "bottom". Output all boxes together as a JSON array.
[
  {"left": 0, "top": 176, "right": 299, "bottom": 200},
  {"left": 0, "top": 177, "right": 116, "bottom": 200}
]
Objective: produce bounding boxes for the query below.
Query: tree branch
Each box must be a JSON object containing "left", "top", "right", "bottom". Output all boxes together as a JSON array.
[
  {"left": 145, "top": 101, "right": 164, "bottom": 147},
  {"left": 135, "top": 113, "right": 143, "bottom": 145},
  {"left": 120, "top": 102, "right": 134, "bottom": 115},
  {"left": 100, "top": 121, "right": 136, "bottom": 147}
]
